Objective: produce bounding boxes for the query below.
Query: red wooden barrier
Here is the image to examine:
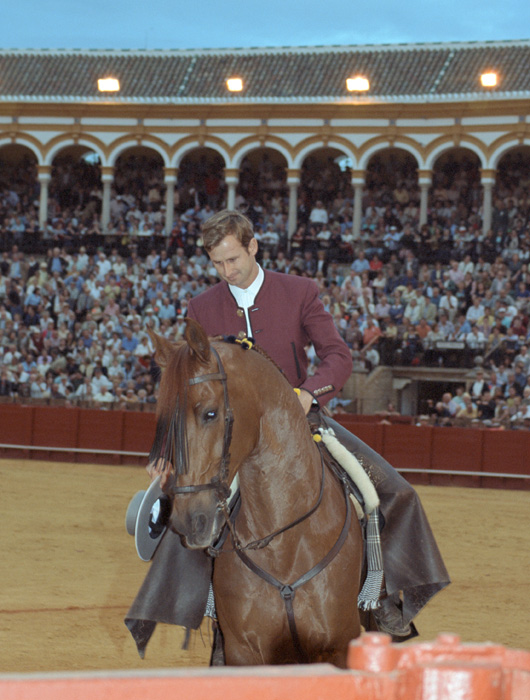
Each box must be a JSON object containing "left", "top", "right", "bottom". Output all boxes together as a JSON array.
[
  {"left": 1, "top": 633, "right": 529, "bottom": 700},
  {"left": 481, "top": 430, "right": 530, "bottom": 490},
  {"left": 31, "top": 406, "right": 80, "bottom": 463},
  {"left": 381, "top": 424, "right": 433, "bottom": 485},
  {"left": 0, "top": 404, "right": 32, "bottom": 459},
  {"left": 0, "top": 406, "right": 528, "bottom": 489},
  {"left": 430, "top": 427, "right": 484, "bottom": 488},
  {"left": 122, "top": 411, "right": 157, "bottom": 457}
]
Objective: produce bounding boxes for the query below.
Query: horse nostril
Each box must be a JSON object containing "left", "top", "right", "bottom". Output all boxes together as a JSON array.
[{"left": 192, "top": 513, "right": 208, "bottom": 538}]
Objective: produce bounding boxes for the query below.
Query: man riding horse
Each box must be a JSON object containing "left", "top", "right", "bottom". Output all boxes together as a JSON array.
[{"left": 127, "top": 209, "right": 449, "bottom": 654}]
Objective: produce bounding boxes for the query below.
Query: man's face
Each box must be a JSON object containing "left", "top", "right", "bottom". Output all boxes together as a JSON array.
[{"left": 208, "top": 235, "right": 258, "bottom": 289}]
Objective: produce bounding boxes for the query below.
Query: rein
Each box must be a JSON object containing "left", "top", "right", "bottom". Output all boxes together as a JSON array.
[
  {"left": 231, "top": 455, "right": 352, "bottom": 664},
  {"left": 228, "top": 448, "right": 327, "bottom": 552}
]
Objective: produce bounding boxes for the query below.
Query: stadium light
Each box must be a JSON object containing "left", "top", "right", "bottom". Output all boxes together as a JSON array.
[
  {"left": 480, "top": 72, "right": 498, "bottom": 88},
  {"left": 226, "top": 77, "right": 243, "bottom": 92},
  {"left": 98, "top": 77, "right": 120, "bottom": 92},
  {"left": 346, "top": 76, "right": 370, "bottom": 92}
]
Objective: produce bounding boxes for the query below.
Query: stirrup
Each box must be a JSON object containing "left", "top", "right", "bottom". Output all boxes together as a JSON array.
[{"left": 372, "top": 597, "right": 411, "bottom": 637}]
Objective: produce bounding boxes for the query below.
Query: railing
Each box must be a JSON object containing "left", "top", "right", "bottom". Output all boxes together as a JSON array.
[{"left": 1, "top": 633, "right": 528, "bottom": 700}]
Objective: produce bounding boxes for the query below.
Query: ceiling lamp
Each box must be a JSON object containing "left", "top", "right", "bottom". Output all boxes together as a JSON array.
[
  {"left": 480, "top": 72, "right": 498, "bottom": 88},
  {"left": 226, "top": 77, "right": 243, "bottom": 92},
  {"left": 346, "top": 76, "right": 370, "bottom": 92},
  {"left": 97, "top": 77, "right": 120, "bottom": 92}
]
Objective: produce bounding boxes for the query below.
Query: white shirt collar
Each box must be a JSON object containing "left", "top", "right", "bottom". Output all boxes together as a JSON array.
[{"left": 229, "top": 265, "right": 264, "bottom": 310}]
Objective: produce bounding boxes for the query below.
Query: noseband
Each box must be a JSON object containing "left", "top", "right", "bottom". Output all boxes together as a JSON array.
[{"left": 167, "top": 345, "right": 234, "bottom": 503}]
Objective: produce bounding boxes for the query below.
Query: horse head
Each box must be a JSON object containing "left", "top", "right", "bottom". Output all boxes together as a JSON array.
[{"left": 148, "top": 319, "right": 258, "bottom": 549}]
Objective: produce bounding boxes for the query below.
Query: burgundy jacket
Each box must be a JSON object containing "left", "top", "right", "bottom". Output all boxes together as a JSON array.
[{"left": 187, "top": 270, "right": 352, "bottom": 406}]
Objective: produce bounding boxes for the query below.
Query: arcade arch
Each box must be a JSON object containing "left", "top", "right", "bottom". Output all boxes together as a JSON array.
[
  {"left": 0, "top": 143, "right": 38, "bottom": 208},
  {"left": 237, "top": 147, "right": 288, "bottom": 205},
  {"left": 235, "top": 147, "right": 290, "bottom": 233},
  {"left": 111, "top": 146, "right": 165, "bottom": 236},
  {"left": 492, "top": 145, "right": 530, "bottom": 235},
  {"left": 0, "top": 144, "right": 39, "bottom": 249},
  {"left": 494, "top": 146, "right": 530, "bottom": 200},
  {"left": 429, "top": 147, "right": 482, "bottom": 231},
  {"left": 363, "top": 148, "right": 420, "bottom": 230},
  {"left": 177, "top": 147, "right": 226, "bottom": 213},
  {"left": 300, "top": 147, "right": 353, "bottom": 211},
  {"left": 49, "top": 145, "right": 102, "bottom": 212}
]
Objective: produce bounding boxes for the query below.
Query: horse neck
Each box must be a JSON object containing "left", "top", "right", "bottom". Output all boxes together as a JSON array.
[{"left": 237, "top": 406, "right": 322, "bottom": 537}]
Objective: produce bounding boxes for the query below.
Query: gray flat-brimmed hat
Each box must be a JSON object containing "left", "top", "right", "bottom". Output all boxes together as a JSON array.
[{"left": 125, "top": 476, "right": 171, "bottom": 561}]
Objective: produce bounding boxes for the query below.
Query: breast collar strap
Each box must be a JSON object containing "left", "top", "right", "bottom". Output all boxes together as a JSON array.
[{"left": 170, "top": 346, "right": 234, "bottom": 501}]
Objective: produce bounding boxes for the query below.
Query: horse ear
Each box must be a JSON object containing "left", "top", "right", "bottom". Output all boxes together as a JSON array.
[
  {"left": 184, "top": 318, "right": 211, "bottom": 364},
  {"left": 147, "top": 328, "right": 174, "bottom": 369}
]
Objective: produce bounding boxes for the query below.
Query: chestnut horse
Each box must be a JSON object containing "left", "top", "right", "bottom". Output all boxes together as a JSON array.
[{"left": 149, "top": 319, "right": 363, "bottom": 666}]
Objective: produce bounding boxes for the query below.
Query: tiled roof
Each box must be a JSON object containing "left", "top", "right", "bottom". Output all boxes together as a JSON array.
[{"left": 0, "top": 40, "right": 529, "bottom": 104}]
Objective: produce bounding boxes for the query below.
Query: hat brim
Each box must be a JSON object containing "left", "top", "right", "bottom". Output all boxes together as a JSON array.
[{"left": 125, "top": 475, "right": 171, "bottom": 561}]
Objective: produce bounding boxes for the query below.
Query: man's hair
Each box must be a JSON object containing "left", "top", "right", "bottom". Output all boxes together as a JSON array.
[{"left": 201, "top": 210, "right": 255, "bottom": 252}]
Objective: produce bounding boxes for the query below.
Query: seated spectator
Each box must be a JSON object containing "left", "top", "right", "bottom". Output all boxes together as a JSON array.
[
  {"left": 466, "top": 295, "right": 485, "bottom": 325},
  {"left": 403, "top": 296, "right": 423, "bottom": 326},
  {"left": 351, "top": 250, "right": 370, "bottom": 275},
  {"left": 477, "top": 391, "right": 496, "bottom": 420},
  {"left": 124, "top": 387, "right": 140, "bottom": 409},
  {"left": 93, "top": 385, "right": 115, "bottom": 404},
  {"left": 456, "top": 393, "right": 478, "bottom": 420},
  {"left": 466, "top": 324, "right": 486, "bottom": 352},
  {"left": 308, "top": 200, "right": 328, "bottom": 225},
  {"left": 91, "top": 365, "right": 112, "bottom": 395}
]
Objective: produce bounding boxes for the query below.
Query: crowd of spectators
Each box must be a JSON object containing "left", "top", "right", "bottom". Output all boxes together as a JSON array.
[{"left": 1, "top": 149, "right": 530, "bottom": 429}]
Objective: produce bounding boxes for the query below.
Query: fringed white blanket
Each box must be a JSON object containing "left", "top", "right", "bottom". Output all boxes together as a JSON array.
[{"left": 318, "top": 427, "right": 384, "bottom": 610}]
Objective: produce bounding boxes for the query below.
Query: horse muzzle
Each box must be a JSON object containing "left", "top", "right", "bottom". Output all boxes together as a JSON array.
[{"left": 171, "top": 505, "right": 225, "bottom": 549}]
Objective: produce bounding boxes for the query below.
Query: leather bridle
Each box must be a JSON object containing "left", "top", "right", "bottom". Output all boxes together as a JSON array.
[{"left": 166, "top": 345, "right": 234, "bottom": 504}]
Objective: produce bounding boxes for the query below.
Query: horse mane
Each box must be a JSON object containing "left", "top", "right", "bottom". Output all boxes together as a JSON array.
[
  {"left": 149, "top": 341, "right": 199, "bottom": 476},
  {"left": 251, "top": 343, "right": 284, "bottom": 376},
  {"left": 219, "top": 334, "right": 285, "bottom": 377}
]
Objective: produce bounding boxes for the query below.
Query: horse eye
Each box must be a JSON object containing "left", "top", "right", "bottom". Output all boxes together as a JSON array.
[{"left": 203, "top": 409, "right": 217, "bottom": 423}]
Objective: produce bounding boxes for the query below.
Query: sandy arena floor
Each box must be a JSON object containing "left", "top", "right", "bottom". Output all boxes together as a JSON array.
[{"left": 0, "top": 458, "right": 528, "bottom": 672}]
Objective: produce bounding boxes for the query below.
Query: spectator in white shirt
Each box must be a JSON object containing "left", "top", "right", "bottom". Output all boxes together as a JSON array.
[
  {"left": 91, "top": 366, "right": 113, "bottom": 395},
  {"left": 465, "top": 296, "right": 485, "bottom": 325},
  {"left": 309, "top": 201, "right": 328, "bottom": 225}
]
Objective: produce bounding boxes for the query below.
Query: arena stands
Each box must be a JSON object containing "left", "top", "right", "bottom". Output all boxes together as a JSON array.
[{"left": 1, "top": 147, "right": 530, "bottom": 431}]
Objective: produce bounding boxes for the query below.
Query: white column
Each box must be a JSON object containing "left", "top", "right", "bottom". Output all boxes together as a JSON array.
[
  {"left": 418, "top": 170, "right": 432, "bottom": 227},
  {"left": 286, "top": 169, "right": 301, "bottom": 239},
  {"left": 224, "top": 168, "right": 239, "bottom": 210},
  {"left": 37, "top": 166, "right": 51, "bottom": 229},
  {"left": 164, "top": 168, "right": 178, "bottom": 234},
  {"left": 100, "top": 167, "right": 113, "bottom": 233},
  {"left": 481, "top": 169, "right": 496, "bottom": 234},
  {"left": 351, "top": 170, "right": 365, "bottom": 240}
]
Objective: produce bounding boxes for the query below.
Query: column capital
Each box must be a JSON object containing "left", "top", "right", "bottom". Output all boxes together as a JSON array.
[
  {"left": 417, "top": 169, "right": 433, "bottom": 186},
  {"left": 164, "top": 167, "right": 178, "bottom": 182},
  {"left": 351, "top": 169, "right": 366, "bottom": 186},
  {"left": 480, "top": 168, "right": 496, "bottom": 185},
  {"left": 286, "top": 168, "right": 301, "bottom": 184},
  {"left": 224, "top": 168, "right": 239, "bottom": 185},
  {"left": 37, "top": 165, "right": 51, "bottom": 180},
  {"left": 100, "top": 166, "right": 114, "bottom": 182}
]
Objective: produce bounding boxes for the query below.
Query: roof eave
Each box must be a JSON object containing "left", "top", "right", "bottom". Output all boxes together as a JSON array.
[{"left": 1, "top": 91, "right": 529, "bottom": 105}]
